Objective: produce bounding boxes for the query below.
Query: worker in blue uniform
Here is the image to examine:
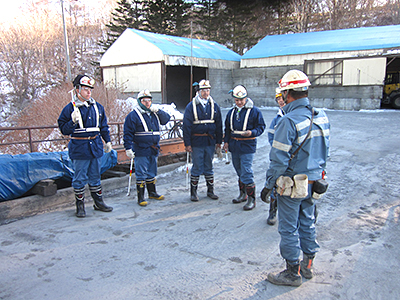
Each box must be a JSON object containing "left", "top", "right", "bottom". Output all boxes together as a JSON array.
[
  {"left": 261, "top": 70, "right": 330, "bottom": 286},
  {"left": 123, "top": 89, "right": 171, "bottom": 207},
  {"left": 183, "top": 79, "right": 223, "bottom": 202},
  {"left": 223, "top": 85, "right": 265, "bottom": 211},
  {"left": 266, "top": 88, "right": 285, "bottom": 225},
  {"left": 58, "top": 74, "right": 113, "bottom": 218}
]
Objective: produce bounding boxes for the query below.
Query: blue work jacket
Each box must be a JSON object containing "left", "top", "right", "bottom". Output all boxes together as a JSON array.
[
  {"left": 223, "top": 99, "right": 265, "bottom": 154},
  {"left": 58, "top": 98, "right": 110, "bottom": 160},
  {"left": 265, "top": 97, "right": 330, "bottom": 189},
  {"left": 123, "top": 106, "right": 171, "bottom": 157},
  {"left": 267, "top": 108, "right": 284, "bottom": 146},
  {"left": 183, "top": 95, "right": 223, "bottom": 147}
]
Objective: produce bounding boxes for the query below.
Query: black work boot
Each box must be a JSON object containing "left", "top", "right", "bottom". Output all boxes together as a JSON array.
[
  {"left": 146, "top": 178, "right": 164, "bottom": 200},
  {"left": 232, "top": 180, "right": 247, "bottom": 203},
  {"left": 136, "top": 181, "right": 147, "bottom": 206},
  {"left": 243, "top": 183, "right": 256, "bottom": 210},
  {"left": 74, "top": 187, "right": 86, "bottom": 218},
  {"left": 300, "top": 253, "right": 315, "bottom": 279},
  {"left": 205, "top": 175, "right": 218, "bottom": 200},
  {"left": 267, "top": 261, "right": 302, "bottom": 287},
  {"left": 267, "top": 197, "right": 278, "bottom": 225},
  {"left": 90, "top": 185, "right": 113, "bottom": 212},
  {"left": 190, "top": 175, "right": 199, "bottom": 202}
]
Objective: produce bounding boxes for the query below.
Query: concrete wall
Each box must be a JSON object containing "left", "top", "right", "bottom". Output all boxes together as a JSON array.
[
  {"left": 209, "top": 69, "right": 235, "bottom": 107},
  {"left": 231, "top": 66, "right": 383, "bottom": 110}
]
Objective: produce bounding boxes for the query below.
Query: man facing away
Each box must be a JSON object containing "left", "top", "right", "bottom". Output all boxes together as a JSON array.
[{"left": 261, "top": 70, "right": 330, "bottom": 286}]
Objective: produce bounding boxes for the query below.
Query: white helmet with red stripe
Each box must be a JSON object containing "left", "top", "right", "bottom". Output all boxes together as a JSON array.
[{"left": 278, "top": 70, "right": 311, "bottom": 92}]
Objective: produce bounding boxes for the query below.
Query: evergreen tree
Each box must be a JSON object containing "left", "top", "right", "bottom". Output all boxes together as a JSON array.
[
  {"left": 145, "top": 0, "right": 191, "bottom": 36},
  {"left": 99, "top": 0, "right": 148, "bottom": 54}
]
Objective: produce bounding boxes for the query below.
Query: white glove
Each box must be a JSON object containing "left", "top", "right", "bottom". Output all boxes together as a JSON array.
[
  {"left": 126, "top": 149, "right": 135, "bottom": 159},
  {"left": 71, "top": 110, "right": 81, "bottom": 124},
  {"left": 149, "top": 105, "right": 159, "bottom": 113},
  {"left": 105, "top": 142, "right": 112, "bottom": 153}
]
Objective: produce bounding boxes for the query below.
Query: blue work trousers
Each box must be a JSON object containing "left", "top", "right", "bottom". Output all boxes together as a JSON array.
[
  {"left": 72, "top": 158, "right": 101, "bottom": 189},
  {"left": 277, "top": 184, "right": 320, "bottom": 264},
  {"left": 231, "top": 152, "right": 255, "bottom": 185},
  {"left": 191, "top": 145, "right": 215, "bottom": 177},
  {"left": 135, "top": 155, "right": 158, "bottom": 181}
]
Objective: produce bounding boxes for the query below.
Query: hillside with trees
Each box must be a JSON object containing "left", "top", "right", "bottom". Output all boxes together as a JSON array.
[{"left": 0, "top": 0, "right": 399, "bottom": 153}]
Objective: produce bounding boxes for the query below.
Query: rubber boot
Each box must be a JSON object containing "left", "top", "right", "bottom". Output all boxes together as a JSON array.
[
  {"left": 267, "top": 196, "right": 277, "bottom": 225},
  {"left": 190, "top": 175, "right": 199, "bottom": 202},
  {"left": 232, "top": 180, "right": 247, "bottom": 203},
  {"left": 267, "top": 261, "right": 302, "bottom": 287},
  {"left": 243, "top": 183, "right": 256, "bottom": 210},
  {"left": 205, "top": 175, "right": 218, "bottom": 200},
  {"left": 146, "top": 178, "right": 164, "bottom": 200},
  {"left": 136, "top": 181, "right": 147, "bottom": 206},
  {"left": 90, "top": 185, "right": 113, "bottom": 212},
  {"left": 74, "top": 187, "right": 86, "bottom": 218},
  {"left": 300, "top": 253, "right": 315, "bottom": 279}
]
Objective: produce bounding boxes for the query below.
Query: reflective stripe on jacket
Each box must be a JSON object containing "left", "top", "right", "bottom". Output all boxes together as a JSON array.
[{"left": 265, "top": 97, "right": 330, "bottom": 189}]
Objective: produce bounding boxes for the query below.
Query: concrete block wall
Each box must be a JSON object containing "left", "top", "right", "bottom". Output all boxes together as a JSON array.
[
  {"left": 209, "top": 69, "right": 235, "bottom": 107},
  {"left": 230, "top": 66, "right": 383, "bottom": 110}
]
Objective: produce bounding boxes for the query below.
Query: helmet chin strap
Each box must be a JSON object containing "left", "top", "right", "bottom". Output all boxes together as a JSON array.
[
  {"left": 77, "top": 86, "right": 90, "bottom": 101},
  {"left": 282, "top": 90, "right": 289, "bottom": 104}
]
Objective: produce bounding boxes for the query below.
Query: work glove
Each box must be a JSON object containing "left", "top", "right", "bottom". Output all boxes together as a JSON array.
[
  {"left": 215, "top": 146, "right": 223, "bottom": 159},
  {"left": 260, "top": 187, "right": 272, "bottom": 203},
  {"left": 126, "top": 149, "right": 135, "bottom": 159},
  {"left": 149, "top": 105, "right": 159, "bottom": 113},
  {"left": 105, "top": 142, "right": 112, "bottom": 153},
  {"left": 71, "top": 110, "right": 81, "bottom": 124}
]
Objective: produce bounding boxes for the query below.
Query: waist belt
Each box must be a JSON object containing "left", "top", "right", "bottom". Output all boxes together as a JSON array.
[
  {"left": 232, "top": 137, "right": 256, "bottom": 141},
  {"left": 193, "top": 133, "right": 214, "bottom": 139},
  {"left": 308, "top": 180, "right": 314, "bottom": 184},
  {"left": 135, "top": 132, "right": 161, "bottom": 136},
  {"left": 70, "top": 134, "right": 99, "bottom": 140}
]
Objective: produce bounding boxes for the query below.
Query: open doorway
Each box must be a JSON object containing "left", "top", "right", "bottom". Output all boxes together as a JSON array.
[
  {"left": 382, "top": 56, "right": 400, "bottom": 108},
  {"left": 166, "top": 66, "right": 207, "bottom": 112}
]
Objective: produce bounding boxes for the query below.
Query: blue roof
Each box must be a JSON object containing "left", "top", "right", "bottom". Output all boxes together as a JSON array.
[
  {"left": 242, "top": 25, "right": 400, "bottom": 59},
  {"left": 130, "top": 29, "right": 241, "bottom": 62}
]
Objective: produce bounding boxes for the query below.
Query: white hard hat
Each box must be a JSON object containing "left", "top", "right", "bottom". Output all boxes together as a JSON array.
[
  {"left": 278, "top": 70, "right": 311, "bottom": 91},
  {"left": 232, "top": 85, "right": 247, "bottom": 99},
  {"left": 198, "top": 79, "right": 211, "bottom": 89},
  {"left": 137, "top": 89, "right": 152, "bottom": 100},
  {"left": 275, "top": 87, "right": 282, "bottom": 98}
]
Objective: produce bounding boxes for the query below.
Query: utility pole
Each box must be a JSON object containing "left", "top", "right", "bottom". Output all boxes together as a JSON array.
[{"left": 61, "top": 0, "right": 72, "bottom": 82}]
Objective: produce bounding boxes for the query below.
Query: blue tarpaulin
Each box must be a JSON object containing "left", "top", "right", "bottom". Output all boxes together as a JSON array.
[{"left": 0, "top": 150, "right": 118, "bottom": 201}]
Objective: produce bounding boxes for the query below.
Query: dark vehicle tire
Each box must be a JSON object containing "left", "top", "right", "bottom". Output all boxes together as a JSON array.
[{"left": 391, "top": 94, "right": 400, "bottom": 109}]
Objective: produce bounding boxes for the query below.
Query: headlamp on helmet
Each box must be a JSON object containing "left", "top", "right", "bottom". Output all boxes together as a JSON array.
[
  {"left": 275, "top": 87, "right": 282, "bottom": 98},
  {"left": 278, "top": 70, "right": 311, "bottom": 92},
  {"left": 199, "top": 79, "right": 211, "bottom": 89},
  {"left": 138, "top": 89, "right": 152, "bottom": 100},
  {"left": 73, "top": 74, "right": 95, "bottom": 89},
  {"left": 231, "top": 85, "right": 247, "bottom": 99}
]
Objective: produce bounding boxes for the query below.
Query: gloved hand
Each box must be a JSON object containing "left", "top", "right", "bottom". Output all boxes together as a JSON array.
[
  {"left": 126, "top": 149, "right": 135, "bottom": 159},
  {"left": 149, "top": 105, "right": 159, "bottom": 113},
  {"left": 71, "top": 110, "right": 81, "bottom": 124},
  {"left": 105, "top": 142, "right": 112, "bottom": 153},
  {"left": 260, "top": 187, "right": 272, "bottom": 203}
]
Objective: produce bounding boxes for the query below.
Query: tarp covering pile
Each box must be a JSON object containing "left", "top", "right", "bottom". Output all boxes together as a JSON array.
[{"left": 0, "top": 150, "right": 117, "bottom": 201}]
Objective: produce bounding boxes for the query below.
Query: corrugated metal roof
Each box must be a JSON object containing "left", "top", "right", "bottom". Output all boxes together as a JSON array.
[
  {"left": 242, "top": 25, "right": 400, "bottom": 59},
  {"left": 130, "top": 29, "right": 241, "bottom": 61}
]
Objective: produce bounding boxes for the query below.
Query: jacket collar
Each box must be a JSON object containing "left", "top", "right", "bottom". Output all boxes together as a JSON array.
[{"left": 282, "top": 97, "right": 309, "bottom": 114}]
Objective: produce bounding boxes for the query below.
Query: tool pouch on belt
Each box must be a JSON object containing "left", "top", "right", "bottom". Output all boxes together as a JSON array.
[
  {"left": 276, "top": 176, "right": 294, "bottom": 197},
  {"left": 276, "top": 174, "right": 309, "bottom": 199},
  {"left": 312, "top": 179, "right": 329, "bottom": 199}
]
